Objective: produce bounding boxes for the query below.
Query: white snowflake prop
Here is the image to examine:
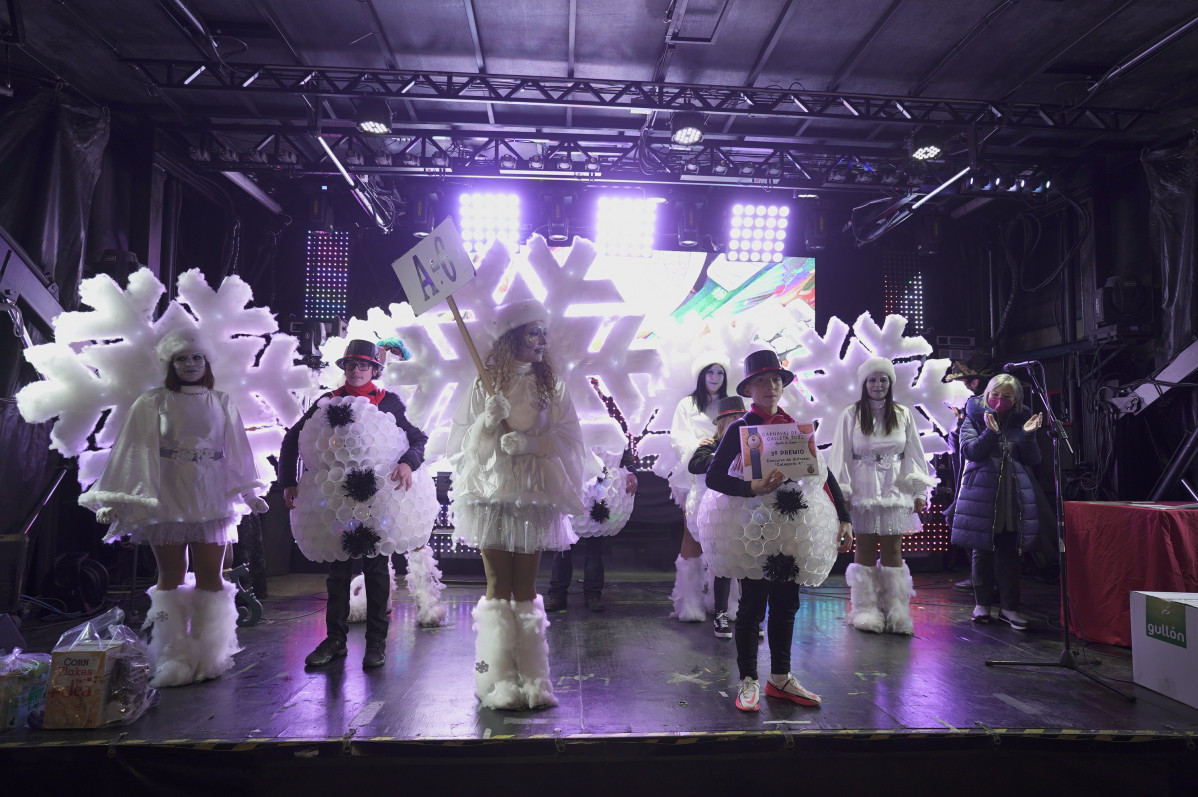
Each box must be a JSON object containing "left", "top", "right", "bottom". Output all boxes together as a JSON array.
[
  {"left": 16, "top": 267, "right": 314, "bottom": 489},
  {"left": 784, "top": 312, "right": 971, "bottom": 457},
  {"left": 571, "top": 467, "right": 636, "bottom": 538},
  {"left": 291, "top": 396, "right": 439, "bottom": 561}
]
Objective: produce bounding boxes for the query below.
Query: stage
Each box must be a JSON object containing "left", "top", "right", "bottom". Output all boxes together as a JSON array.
[{"left": 3, "top": 566, "right": 1197, "bottom": 796}]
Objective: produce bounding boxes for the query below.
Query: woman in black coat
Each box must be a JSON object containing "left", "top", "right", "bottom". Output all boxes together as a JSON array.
[{"left": 949, "top": 374, "right": 1043, "bottom": 630}]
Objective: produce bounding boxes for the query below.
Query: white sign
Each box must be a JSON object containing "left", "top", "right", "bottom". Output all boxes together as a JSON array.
[{"left": 391, "top": 218, "right": 476, "bottom": 315}]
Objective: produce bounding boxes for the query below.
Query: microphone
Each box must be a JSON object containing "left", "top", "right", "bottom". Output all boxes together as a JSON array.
[{"left": 1003, "top": 360, "right": 1039, "bottom": 372}]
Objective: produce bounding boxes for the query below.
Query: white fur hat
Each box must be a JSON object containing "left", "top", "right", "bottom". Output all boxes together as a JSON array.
[
  {"left": 156, "top": 328, "right": 215, "bottom": 368},
  {"left": 857, "top": 356, "right": 896, "bottom": 386},
  {"left": 492, "top": 298, "right": 550, "bottom": 339}
]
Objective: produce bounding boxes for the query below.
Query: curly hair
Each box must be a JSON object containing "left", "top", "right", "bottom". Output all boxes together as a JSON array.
[{"left": 484, "top": 325, "right": 556, "bottom": 408}]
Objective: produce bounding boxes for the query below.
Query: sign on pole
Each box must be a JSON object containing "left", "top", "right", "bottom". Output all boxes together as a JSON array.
[{"left": 391, "top": 218, "right": 476, "bottom": 316}]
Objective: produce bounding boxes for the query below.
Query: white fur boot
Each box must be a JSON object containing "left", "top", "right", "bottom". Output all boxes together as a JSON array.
[
  {"left": 143, "top": 585, "right": 196, "bottom": 688},
  {"left": 669, "top": 555, "right": 706, "bottom": 622},
  {"left": 472, "top": 597, "right": 523, "bottom": 710},
  {"left": 513, "top": 595, "right": 557, "bottom": 709},
  {"left": 878, "top": 562, "right": 916, "bottom": 635},
  {"left": 405, "top": 546, "right": 448, "bottom": 627},
  {"left": 348, "top": 559, "right": 396, "bottom": 623},
  {"left": 190, "top": 581, "right": 242, "bottom": 681},
  {"left": 846, "top": 563, "right": 884, "bottom": 633}
]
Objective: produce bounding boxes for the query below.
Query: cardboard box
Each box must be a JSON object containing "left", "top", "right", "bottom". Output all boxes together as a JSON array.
[
  {"left": 1131, "top": 591, "right": 1198, "bottom": 709},
  {"left": 43, "top": 640, "right": 124, "bottom": 729}
]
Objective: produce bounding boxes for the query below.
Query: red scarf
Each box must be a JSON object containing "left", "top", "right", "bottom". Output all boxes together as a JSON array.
[
  {"left": 750, "top": 403, "right": 794, "bottom": 425},
  {"left": 334, "top": 381, "right": 386, "bottom": 406}
]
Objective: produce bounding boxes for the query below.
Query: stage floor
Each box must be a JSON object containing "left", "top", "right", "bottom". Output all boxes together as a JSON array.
[{"left": 4, "top": 566, "right": 1198, "bottom": 794}]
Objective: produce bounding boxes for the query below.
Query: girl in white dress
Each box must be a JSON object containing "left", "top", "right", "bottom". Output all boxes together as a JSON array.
[
  {"left": 828, "top": 357, "right": 937, "bottom": 635},
  {"left": 80, "top": 329, "right": 268, "bottom": 687},
  {"left": 448, "top": 299, "right": 586, "bottom": 710}
]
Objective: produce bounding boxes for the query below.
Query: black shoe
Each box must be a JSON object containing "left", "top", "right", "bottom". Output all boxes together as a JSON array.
[
  {"left": 585, "top": 596, "right": 605, "bottom": 612},
  {"left": 713, "top": 612, "right": 732, "bottom": 638},
  {"left": 953, "top": 579, "right": 973, "bottom": 592},
  {"left": 305, "top": 637, "right": 348, "bottom": 667},
  {"left": 996, "top": 610, "right": 1029, "bottom": 631},
  {"left": 545, "top": 594, "right": 567, "bottom": 613},
  {"left": 363, "top": 641, "right": 386, "bottom": 669}
]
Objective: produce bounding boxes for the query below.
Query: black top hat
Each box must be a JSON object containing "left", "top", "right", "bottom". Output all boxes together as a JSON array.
[
  {"left": 713, "top": 396, "right": 747, "bottom": 422},
  {"left": 336, "top": 339, "right": 383, "bottom": 369},
  {"left": 736, "top": 349, "right": 795, "bottom": 397}
]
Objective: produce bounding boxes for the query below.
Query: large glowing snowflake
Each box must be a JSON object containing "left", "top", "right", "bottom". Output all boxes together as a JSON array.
[
  {"left": 16, "top": 267, "right": 314, "bottom": 488},
  {"left": 784, "top": 311, "right": 970, "bottom": 457}
]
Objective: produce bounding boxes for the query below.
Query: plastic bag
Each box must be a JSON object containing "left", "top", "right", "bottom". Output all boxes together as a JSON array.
[
  {"left": 39, "top": 607, "right": 158, "bottom": 729},
  {"left": 1, "top": 648, "right": 52, "bottom": 730}
]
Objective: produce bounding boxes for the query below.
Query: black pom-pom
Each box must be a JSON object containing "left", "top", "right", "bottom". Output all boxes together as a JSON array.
[
  {"left": 763, "top": 553, "right": 800, "bottom": 583},
  {"left": 326, "top": 404, "right": 355, "bottom": 428},
  {"left": 772, "top": 486, "right": 808, "bottom": 519},
  {"left": 342, "top": 467, "right": 379, "bottom": 503},
  {"left": 589, "top": 499, "right": 611, "bottom": 524},
  {"left": 341, "top": 523, "right": 382, "bottom": 558}
]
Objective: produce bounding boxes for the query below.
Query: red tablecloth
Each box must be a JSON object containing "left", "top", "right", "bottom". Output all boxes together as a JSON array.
[{"left": 1063, "top": 501, "right": 1198, "bottom": 646}]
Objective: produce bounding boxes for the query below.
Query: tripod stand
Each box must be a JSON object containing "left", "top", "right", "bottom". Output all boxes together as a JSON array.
[{"left": 984, "top": 361, "right": 1134, "bottom": 701}]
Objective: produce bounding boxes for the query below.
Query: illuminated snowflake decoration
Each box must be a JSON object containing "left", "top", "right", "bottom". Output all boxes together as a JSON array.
[{"left": 16, "top": 267, "right": 314, "bottom": 488}]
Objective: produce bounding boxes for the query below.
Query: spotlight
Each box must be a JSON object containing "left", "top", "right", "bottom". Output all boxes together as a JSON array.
[
  {"left": 713, "top": 159, "right": 730, "bottom": 175},
  {"left": 430, "top": 151, "right": 448, "bottom": 168},
  {"left": 499, "top": 154, "right": 517, "bottom": 169},
  {"left": 826, "top": 166, "right": 850, "bottom": 183},
  {"left": 910, "top": 129, "right": 944, "bottom": 161},
  {"left": 401, "top": 153, "right": 420, "bottom": 167},
  {"left": 879, "top": 168, "right": 901, "bottom": 186},
  {"left": 409, "top": 192, "right": 436, "bottom": 238},
  {"left": 459, "top": 191, "right": 521, "bottom": 253},
  {"left": 670, "top": 111, "right": 704, "bottom": 146},
  {"left": 676, "top": 201, "right": 702, "bottom": 248},
  {"left": 684, "top": 158, "right": 700, "bottom": 174},
  {"left": 597, "top": 195, "right": 660, "bottom": 257},
  {"left": 355, "top": 97, "right": 392, "bottom": 135},
  {"left": 529, "top": 154, "right": 545, "bottom": 170},
  {"left": 546, "top": 194, "right": 571, "bottom": 242},
  {"left": 726, "top": 202, "right": 789, "bottom": 263},
  {"left": 585, "top": 156, "right": 600, "bottom": 171},
  {"left": 556, "top": 157, "right": 573, "bottom": 171},
  {"left": 738, "top": 164, "right": 756, "bottom": 177}
]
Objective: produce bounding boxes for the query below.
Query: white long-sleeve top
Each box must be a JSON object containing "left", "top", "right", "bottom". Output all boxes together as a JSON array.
[
  {"left": 79, "top": 386, "right": 264, "bottom": 542},
  {"left": 668, "top": 395, "right": 716, "bottom": 503},
  {"left": 447, "top": 364, "right": 586, "bottom": 516},
  {"left": 827, "top": 401, "right": 937, "bottom": 511}
]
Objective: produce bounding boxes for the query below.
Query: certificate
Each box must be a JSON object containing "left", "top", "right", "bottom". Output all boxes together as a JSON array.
[{"left": 740, "top": 422, "right": 818, "bottom": 482}]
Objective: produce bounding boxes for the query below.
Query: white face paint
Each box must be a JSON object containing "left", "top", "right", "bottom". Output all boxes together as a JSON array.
[
  {"left": 705, "top": 365, "right": 726, "bottom": 395},
  {"left": 865, "top": 373, "right": 891, "bottom": 400},
  {"left": 172, "top": 350, "right": 207, "bottom": 383},
  {"left": 514, "top": 322, "right": 548, "bottom": 364}
]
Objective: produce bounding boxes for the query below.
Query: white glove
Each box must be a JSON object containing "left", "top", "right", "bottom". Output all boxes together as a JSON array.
[
  {"left": 500, "top": 431, "right": 551, "bottom": 457},
  {"left": 483, "top": 393, "right": 511, "bottom": 430},
  {"left": 95, "top": 507, "right": 121, "bottom": 524},
  {"left": 243, "top": 494, "right": 270, "bottom": 514}
]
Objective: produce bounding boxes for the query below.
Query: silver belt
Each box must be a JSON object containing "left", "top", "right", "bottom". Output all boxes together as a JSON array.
[
  {"left": 159, "top": 447, "right": 224, "bottom": 463},
  {"left": 853, "top": 452, "right": 904, "bottom": 463}
]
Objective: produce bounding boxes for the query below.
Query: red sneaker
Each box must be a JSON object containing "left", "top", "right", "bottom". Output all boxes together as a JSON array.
[{"left": 765, "top": 676, "right": 822, "bottom": 706}]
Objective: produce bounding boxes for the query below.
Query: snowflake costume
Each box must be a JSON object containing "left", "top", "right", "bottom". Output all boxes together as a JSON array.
[
  {"left": 79, "top": 385, "right": 264, "bottom": 546},
  {"left": 448, "top": 363, "right": 586, "bottom": 554}
]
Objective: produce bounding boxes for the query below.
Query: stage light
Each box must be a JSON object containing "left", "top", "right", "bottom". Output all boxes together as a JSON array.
[
  {"left": 430, "top": 151, "right": 448, "bottom": 168},
  {"left": 597, "top": 195, "right": 660, "bottom": 257},
  {"left": 827, "top": 166, "right": 850, "bottom": 183},
  {"left": 684, "top": 158, "right": 700, "bottom": 174},
  {"left": 556, "top": 157, "right": 573, "bottom": 171},
  {"left": 529, "top": 154, "right": 545, "bottom": 170},
  {"left": 676, "top": 201, "right": 702, "bottom": 248},
  {"left": 726, "top": 202, "right": 789, "bottom": 263},
  {"left": 910, "top": 129, "right": 944, "bottom": 161},
  {"left": 585, "top": 156, "right": 600, "bottom": 171},
  {"left": 713, "top": 159, "right": 730, "bottom": 175},
  {"left": 499, "top": 154, "right": 517, "bottom": 169},
  {"left": 401, "top": 153, "right": 419, "bottom": 167},
  {"left": 459, "top": 191, "right": 521, "bottom": 254},
  {"left": 355, "top": 97, "right": 392, "bottom": 135},
  {"left": 410, "top": 192, "right": 436, "bottom": 238},
  {"left": 670, "top": 111, "right": 704, "bottom": 146},
  {"left": 879, "top": 168, "right": 901, "bottom": 186},
  {"left": 739, "top": 164, "right": 756, "bottom": 177},
  {"left": 546, "top": 193, "right": 571, "bottom": 243}
]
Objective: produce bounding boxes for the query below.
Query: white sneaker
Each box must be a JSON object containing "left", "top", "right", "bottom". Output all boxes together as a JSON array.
[{"left": 735, "top": 677, "right": 760, "bottom": 712}]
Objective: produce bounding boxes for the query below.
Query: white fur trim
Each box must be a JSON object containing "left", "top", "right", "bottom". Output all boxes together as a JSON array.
[
  {"left": 669, "top": 555, "right": 707, "bottom": 622},
  {"left": 878, "top": 563, "right": 915, "bottom": 635},
  {"left": 492, "top": 298, "right": 550, "bottom": 340},
  {"left": 472, "top": 597, "right": 524, "bottom": 709},
  {"left": 145, "top": 584, "right": 198, "bottom": 688},
  {"left": 857, "top": 356, "right": 896, "bottom": 386},
  {"left": 513, "top": 595, "right": 557, "bottom": 708},
  {"left": 405, "top": 546, "right": 448, "bottom": 627},
  {"left": 190, "top": 580, "right": 242, "bottom": 680},
  {"left": 845, "top": 563, "right": 884, "bottom": 633},
  {"left": 157, "top": 328, "right": 217, "bottom": 367}
]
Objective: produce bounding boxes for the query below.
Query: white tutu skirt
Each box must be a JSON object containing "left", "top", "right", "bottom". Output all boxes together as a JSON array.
[
  {"left": 695, "top": 482, "right": 841, "bottom": 585},
  {"left": 571, "top": 467, "right": 636, "bottom": 539},
  {"left": 454, "top": 500, "right": 577, "bottom": 554},
  {"left": 124, "top": 517, "right": 239, "bottom": 547},
  {"left": 850, "top": 503, "right": 923, "bottom": 536},
  {"left": 290, "top": 396, "right": 440, "bottom": 562}
]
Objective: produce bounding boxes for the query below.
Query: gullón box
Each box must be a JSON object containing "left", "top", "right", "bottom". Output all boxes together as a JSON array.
[{"left": 1131, "top": 591, "right": 1198, "bottom": 709}]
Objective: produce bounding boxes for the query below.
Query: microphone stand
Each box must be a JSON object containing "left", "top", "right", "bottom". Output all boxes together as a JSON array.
[{"left": 984, "top": 362, "right": 1134, "bottom": 701}]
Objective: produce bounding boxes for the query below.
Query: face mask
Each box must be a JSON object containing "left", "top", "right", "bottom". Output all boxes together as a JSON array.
[{"left": 987, "top": 396, "right": 1013, "bottom": 412}]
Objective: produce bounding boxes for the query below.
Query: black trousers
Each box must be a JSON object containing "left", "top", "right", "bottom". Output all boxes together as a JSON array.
[
  {"left": 549, "top": 537, "right": 605, "bottom": 599},
  {"left": 326, "top": 554, "right": 390, "bottom": 644},
  {"left": 735, "top": 577, "right": 801, "bottom": 681}
]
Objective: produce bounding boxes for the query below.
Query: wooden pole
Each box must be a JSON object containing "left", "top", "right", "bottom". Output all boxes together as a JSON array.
[{"left": 446, "top": 294, "right": 510, "bottom": 434}]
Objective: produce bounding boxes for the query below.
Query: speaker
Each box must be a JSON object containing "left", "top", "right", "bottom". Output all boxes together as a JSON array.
[{"left": 1096, "top": 276, "right": 1153, "bottom": 329}]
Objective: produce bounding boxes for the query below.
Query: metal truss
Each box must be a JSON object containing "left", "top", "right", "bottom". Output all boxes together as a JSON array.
[{"left": 128, "top": 58, "right": 1151, "bottom": 135}]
